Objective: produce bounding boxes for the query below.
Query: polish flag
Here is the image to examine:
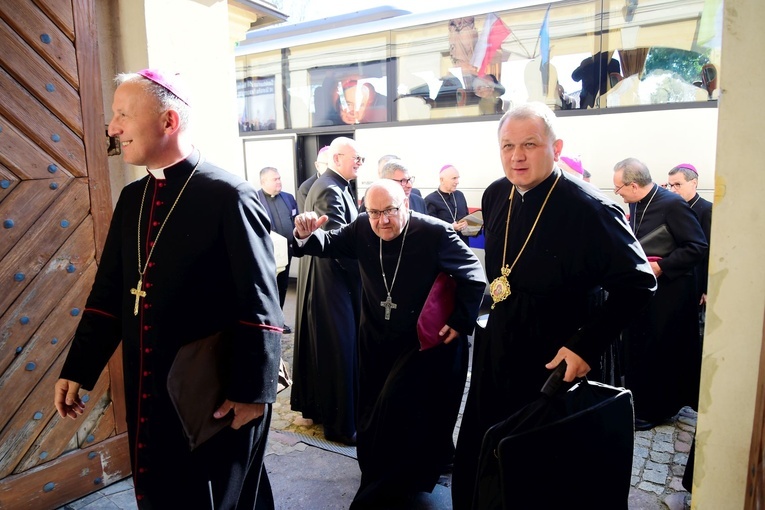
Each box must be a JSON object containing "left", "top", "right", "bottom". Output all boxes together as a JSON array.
[{"left": 471, "top": 13, "right": 511, "bottom": 76}]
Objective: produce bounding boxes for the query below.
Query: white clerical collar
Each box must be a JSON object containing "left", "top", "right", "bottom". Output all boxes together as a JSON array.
[{"left": 146, "top": 148, "right": 195, "bottom": 180}]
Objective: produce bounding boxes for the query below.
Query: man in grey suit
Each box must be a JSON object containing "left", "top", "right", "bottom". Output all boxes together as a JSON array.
[{"left": 380, "top": 159, "right": 427, "bottom": 213}]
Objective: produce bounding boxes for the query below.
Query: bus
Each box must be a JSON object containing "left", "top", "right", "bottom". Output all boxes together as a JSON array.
[{"left": 234, "top": 0, "right": 719, "bottom": 220}]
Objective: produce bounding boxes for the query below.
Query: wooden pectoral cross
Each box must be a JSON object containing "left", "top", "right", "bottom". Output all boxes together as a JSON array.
[
  {"left": 380, "top": 294, "right": 397, "bottom": 320},
  {"left": 130, "top": 279, "right": 147, "bottom": 316}
]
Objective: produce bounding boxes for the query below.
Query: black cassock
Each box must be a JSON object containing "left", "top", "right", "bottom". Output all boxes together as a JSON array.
[
  {"left": 452, "top": 170, "right": 656, "bottom": 510},
  {"left": 292, "top": 169, "right": 361, "bottom": 441},
  {"left": 624, "top": 184, "right": 708, "bottom": 422},
  {"left": 299, "top": 212, "right": 485, "bottom": 506},
  {"left": 424, "top": 189, "right": 470, "bottom": 245},
  {"left": 60, "top": 151, "right": 283, "bottom": 509}
]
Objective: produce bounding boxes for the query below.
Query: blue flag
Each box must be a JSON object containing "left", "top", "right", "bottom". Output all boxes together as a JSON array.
[{"left": 539, "top": 5, "right": 551, "bottom": 95}]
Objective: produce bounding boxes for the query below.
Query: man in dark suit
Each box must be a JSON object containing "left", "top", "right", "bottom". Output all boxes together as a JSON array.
[
  {"left": 291, "top": 137, "right": 363, "bottom": 445},
  {"left": 379, "top": 159, "right": 427, "bottom": 213},
  {"left": 257, "top": 167, "right": 298, "bottom": 332}
]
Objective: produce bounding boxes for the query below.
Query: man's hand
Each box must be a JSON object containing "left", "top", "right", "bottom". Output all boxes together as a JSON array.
[
  {"left": 54, "top": 378, "right": 85, "bottom": 419},
  {"left": 214, "top": 400, "right": 266, "bottom": 430},
  {"left": 545, "top": 347, "right": 591, "bottom": 382},
  {"left": 294, "top": 212, "right": 328, "bottom": 239},
  {"left": 453, "top": 220, "right": 468, "bottom": 233},
  {"left": 438, "top": 324, "right": 460, "bottom": 345},
  {"left": 649, "top": 260, "right": 663, "bottom": 277}
]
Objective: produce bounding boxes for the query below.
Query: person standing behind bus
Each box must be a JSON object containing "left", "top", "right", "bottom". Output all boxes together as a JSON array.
[
  {"left": 291, "top": 137, "right": 363, "bottom": 445},
  {"left": 425, "top": 164, "right": 470, "bottom": 244}
]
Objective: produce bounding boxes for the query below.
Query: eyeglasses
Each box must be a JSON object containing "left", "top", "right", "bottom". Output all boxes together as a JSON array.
[
  {"left": 367, "top": 207, "right": 400, "bottom": 219},
  {"left": 665, "top": 182, "right": 685, "bottom": 190},
  {"left": 339, "top": 153, "right": 365, "bottom": 164},
  {"left": 389, "top": 176, "right": 415, "bottom": 186},
  {"left": 614, "top": 183, "right": 629, "bottom": 193}
]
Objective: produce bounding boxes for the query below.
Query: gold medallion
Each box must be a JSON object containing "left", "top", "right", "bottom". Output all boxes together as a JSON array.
[{"left": 489, "top": 266, "right": 511, "bottom": 309}]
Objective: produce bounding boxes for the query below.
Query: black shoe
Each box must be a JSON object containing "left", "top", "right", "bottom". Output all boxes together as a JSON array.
[
  {"left": 282, "top": 324, "right": 292, "bottom": 334},
  {"left": 635, "top": 418, "right": 660, "bottom": 431}
]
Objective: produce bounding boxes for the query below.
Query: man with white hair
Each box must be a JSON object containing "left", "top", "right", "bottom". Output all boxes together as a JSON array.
[
  {"left": 292, "top": 137, "right": 363, "bottom": 445},
  {"left": 293, "top": 179, "right": 485, "bottom": 508}
]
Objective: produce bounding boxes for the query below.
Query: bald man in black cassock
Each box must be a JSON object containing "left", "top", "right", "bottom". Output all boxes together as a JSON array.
[{"left": 294, "top": 180, "right": 486, "bottom": 508}]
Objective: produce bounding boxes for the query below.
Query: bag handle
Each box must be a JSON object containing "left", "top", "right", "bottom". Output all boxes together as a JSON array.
[{"left": 541, "top": 360, "right": 583, "bottom": 397}]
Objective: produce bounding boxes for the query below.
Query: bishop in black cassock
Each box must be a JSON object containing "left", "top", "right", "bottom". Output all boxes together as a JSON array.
[
  {"left": 452, "top": 103, "right": 656, "bottom": 509},
  {"left": 615, "top": 160, "right": 708, "bottom": 426},
  {"left": 55, "top": 71, "right": 282, "bottom": 510},
  {"left": 294, "top": 180, "right": 486, "bottom": 508}
]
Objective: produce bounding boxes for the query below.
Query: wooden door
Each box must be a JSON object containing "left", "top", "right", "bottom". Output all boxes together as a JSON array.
[{"left": 0, "top": 1, "right": 130, "bottom": 508}]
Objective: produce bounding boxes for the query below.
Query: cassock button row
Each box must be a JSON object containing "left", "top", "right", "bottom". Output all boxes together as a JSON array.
[
  {"left": 142, "top": 393, "right": 151, "bottom": 399},
  {"left": 152, "top": 221, "right": 159, "bottom": 227},
  {"left": 145, "top": 282, "right": 152, "bottom": 288},
  {"left": 143, "top": 325, "right": 151, "bottom": 331},
  {"left": 144, "top": 347, "right": 152, "bottom": 354},
  {"left": 148, "top": 241, "right": 154, "bottom": 247},
  {"left": 143, "top": 303, "right": 151, "bottom": 309},
  {"left": 143, "top": 371, "right": 151, "bottom": 376},
  {"left": 155, "top": 200, "right": 163, "bottom": 206},
  {"left": 159, "top": 182, "right": 166, "bottom": 188},
  {"left": 148, "top": 262, "right": 155, "bottom": 268},
  {"left": 140, "top": 417, "right": 148, "bottom": 423}
]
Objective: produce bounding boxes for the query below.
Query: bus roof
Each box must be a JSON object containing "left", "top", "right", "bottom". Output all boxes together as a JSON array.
[{"left": 235, "top": 0, "right": 565, "bottom": 56}]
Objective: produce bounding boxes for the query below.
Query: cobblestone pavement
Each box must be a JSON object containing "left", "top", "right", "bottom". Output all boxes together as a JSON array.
[{"left": 60, "top": 281, "right": 696, "bottom": 510}]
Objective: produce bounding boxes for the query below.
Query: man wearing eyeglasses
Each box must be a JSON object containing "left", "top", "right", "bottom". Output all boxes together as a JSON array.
[
  {"left": 613, "top": 158, "right": 708, "bottom": 431},
  {"left": 380, "top": 159, "right": 427, "bottom": 213},
  {"left": 667, "top": 163, "right": 713, "bottom": 306},
  {"left": 293, "top": 179, "right": 485, "bottom": 508},
  {"left": 291, "top": 137, "right": 363, "bottom": 446}
]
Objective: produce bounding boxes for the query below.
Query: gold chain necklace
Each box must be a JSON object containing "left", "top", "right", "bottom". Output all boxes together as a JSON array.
[
  {"left": 379, "top": 213, "right": 411, "bottom": 320},
  {"left": 130, "top": 158, "right": 201, "bottom": 315},
  {"left": 489, "top": 173, "right": 561, "bottom": 309}
]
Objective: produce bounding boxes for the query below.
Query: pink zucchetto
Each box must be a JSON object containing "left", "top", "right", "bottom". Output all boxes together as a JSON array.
[
  {"left": 672, "top": 163, "right": 698, "bottom": 174},
  {"left": 137, "top": 69, "right": 192, "bottom": 106},
  {"left": 559, "top": 156, "right": 584, "bottom": 175}
]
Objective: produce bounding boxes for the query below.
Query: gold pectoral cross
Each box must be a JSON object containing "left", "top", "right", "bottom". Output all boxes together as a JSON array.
[
  {"left": 380, "top": 294, "right": 397, "bottom": 320},
  {"left": 130, "top": 279, "right": 147, "bottom": 316}
]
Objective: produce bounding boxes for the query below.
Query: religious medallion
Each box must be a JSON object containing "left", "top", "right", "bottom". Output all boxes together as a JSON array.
[{"left": 489, "top": 265, "right": 511, "bottom": 309}]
